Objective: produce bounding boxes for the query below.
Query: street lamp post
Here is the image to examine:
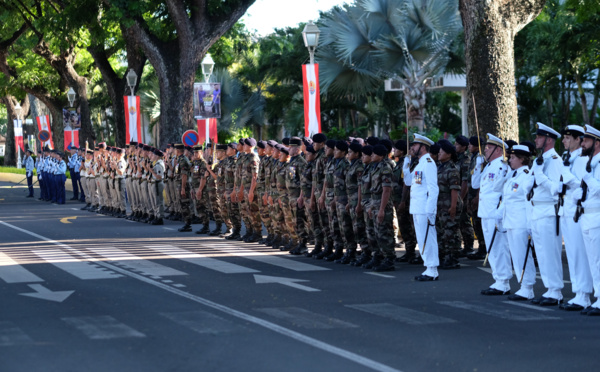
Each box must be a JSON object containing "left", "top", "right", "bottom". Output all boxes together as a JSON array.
[
  {"left": 14, "top": 103, "right": 22, "bottom": 169},
  {"left": 200, "top": 54, "right": 215, "bottom": 145},
  {"left": 67, "top": 87, "right": 76, "bottom": 150},
  {"left": 302, "top": 20, "right": 321, "bottom": 65}
]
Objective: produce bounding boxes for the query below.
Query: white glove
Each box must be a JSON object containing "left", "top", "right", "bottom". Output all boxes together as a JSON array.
[
  {"left": 572, "top": 188, "right": 583, "bottom": 202},
  {"left": 551, "top": 181, "right": 564, "bottom": 196},
  {"left": 427, "top": 213, "right": 436, "bottom": 225},
  {"left": 475, "top": 155, "right": 484, "bottom": 168},
  {"left": 403, "top": 156, "right": 411, "bottom": 168}
]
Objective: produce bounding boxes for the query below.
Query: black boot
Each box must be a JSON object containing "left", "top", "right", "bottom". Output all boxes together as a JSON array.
[
  {"left": 271, "top": 235, "right": 283, "bottom": 250},
  {"left": 195, "top": 225, "right": 210, "bottom": 235},
  {"left": 315, "top": 244, "right": 334, "bottom": 260},
  {"left": 146, "top": 214, "right": 155, "bottom": 223},
  {"left": 335, "top": 250, "right": 356, "bottom": 264},
  {"left": 151, "top": 218, "right": 164, "bottom": 225},
  {"left": 289, "top": 240, "right": 308, "bottom": 255},
  {"left": 226, "top": 229, "right": 241, "bottom": 240},
  {"left": 362, "top": 253, "right": 383, "bottom": 269},
  {"left": 325, "top": 246, "right": 344, "bottom": 262},
  {"left": 440, "top": 255, "right": 461, "bottom": 270},
  {"left": 259, "top": 233, "right": 271, "bottom": 245},
  {"left": 281, "top": 239, "right": 297, "bottom": 251},
  {"left": 305, "top": 242, "right": 323, "bottom": 258},
  {"left": 373, "top": 257, "right": 396, "bottom": 272},
  {"left": 178, "top": 224, "right": 192, "bottom": 232},
  {"left": 396, "top": 252, "right": 415, "bottom": 263},
  {"left": 81, "top": 203, "right": 90, "bottom": 211},
  {"left": 351, "top": 251, "right": 372, "bottom": 266},
  {"left": 246, "top": 233, "right": 262, "bottom": 243},
  {"left": 209, "top": 224, "right": 222, "bottom": 236}
]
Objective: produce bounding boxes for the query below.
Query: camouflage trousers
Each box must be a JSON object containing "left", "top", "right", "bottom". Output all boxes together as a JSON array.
[
  {"left": 459, "top": 201, "right": 475, "bottom": 249},
  {"left": 258, "top": 191, "right": 271, "bottom": 234},
  {"left": 305, "top": 201, "right": 321, "bottom": 244},
  {"left": 313, "top": 190, "right": 329, "bottom": 246},
  {"left": 467, "top": 196, "right": 486, "bottom": 251},
  {"left": 289, "top": 195, "right": 308, "bottom": 243},
  {"left": 325, "top": 192, "right": 342, "bottom": 249},
  {"left": 371, "top": 199, "right": 395, "bottom": 258},
  {"left": 192, "top": 188, "right": 208, "bottom": 224},
  {"left": 335, "top": 195, "right": 356, "bottom": 251},
  {"left": 225, "top": 191, "right": 242, "bottom": 230},
  {"left": 243, "top": 190, "right": 262, "bottom": 233},
  {"left": 271, "top": 196, "right": 285, "bottom": 238},
  {"left": 177, "top": 183, "right": 192, "bottom": 225},
  {"left": 279, "top": 194, "right": 296, "bottom": 241},
  {"left": 362, "top": 199, "right": 378, "bottom": 253},
  {"left": 219, "top": 191, "right": 232, "bottom": 229},
  {"left": 395, "top": 200, "right": 417, "bottom": 254},
  {"left": 348, "top": 194, "right": 367, "bottom": 248},
  {"left": 436, "top": 202, "right": 463, "bottom": 258},
  {"left": 208, "top": 187, "right": 223, "bottom": 226}
]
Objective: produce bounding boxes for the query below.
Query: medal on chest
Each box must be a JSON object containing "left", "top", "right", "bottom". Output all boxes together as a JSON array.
[{"left": 414, "top": 171, "right": 423, "bottom": 185}]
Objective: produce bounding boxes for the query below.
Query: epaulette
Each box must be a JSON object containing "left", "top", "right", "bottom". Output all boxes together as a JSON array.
[
  {"left": 524, "top": 169, "right": 530, "bottom": 174},
  {"left": 426, "top": 158, "right": 432, "bottom": 163},
  {"left": 552, "top": 155, "right": 558, "bottom": 159}
]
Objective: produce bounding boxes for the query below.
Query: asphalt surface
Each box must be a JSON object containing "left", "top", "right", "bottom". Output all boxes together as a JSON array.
[{"left": 0, "top": 181, "right": 599, "bottom": 372}]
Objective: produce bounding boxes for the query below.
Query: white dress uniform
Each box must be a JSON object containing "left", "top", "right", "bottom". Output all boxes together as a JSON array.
[
  {"left": 498, "top": 149, "right": 536, "bottom": 299},
  {"left": 473, "top": 135, "right": 510, "bottom": 293},
  {"left": 573, "top": 125, "right": 600, "bottom": 313},
  {"left": 409, "top": 134, "right": 440, "bottom": 279},
  {"left": 557, "top": 126, "right": 593, "bottom": 308}
]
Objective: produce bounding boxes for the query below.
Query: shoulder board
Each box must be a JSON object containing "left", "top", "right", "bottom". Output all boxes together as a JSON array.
[
  {"left": 552, "top": 155, "right": 558, "bottom": 159},
  {"left": 524, "top": 169, "right": 530, "bottom": 174},
  {"left": 426, "top": 158, "right": 432, "bottom": 163}
]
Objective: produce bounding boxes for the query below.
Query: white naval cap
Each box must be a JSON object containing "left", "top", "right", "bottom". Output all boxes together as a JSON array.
[
  {"left": 413, "top": 133, "right": 435, "bottom": 146},
  {"left": 486, "top": 133, "right": 508, "bottom": 149},
  {"left": 561, "top": 125, "right": 585, "bottom": 138},
  {"left": 584, "top": 124, "right": 600, "bottom": 141},
  {"left": 535, "top": 122, "right": 561, "bottom": 139},
  {"left": 509, "top": 144, "right": 533, "bottom": 157}
]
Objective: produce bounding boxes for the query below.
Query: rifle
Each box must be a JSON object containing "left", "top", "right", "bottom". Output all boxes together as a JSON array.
[{"left": 574, "top": 141, "right": 596, "bottom": 223}]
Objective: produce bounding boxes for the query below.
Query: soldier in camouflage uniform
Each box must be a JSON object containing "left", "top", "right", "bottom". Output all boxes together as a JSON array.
[
  {"left": 241, "top": 138, "right": 262, "bottom": 243},
  {"left": 436, "top": 140, "right": 463, "bottom": 269},
  {"left": 190, "top": 145, "right": 209, "bottom": 234},
  {"left": 272, "top": 145, "right": 290, "bottom": 249},
  {"left": 317, "top": 140, "right": 341, "bottom": 260},
  {"left": 224, "top": 143, "right": 242, "bottom": 240},
  {"left": 365, "top": 144, "right": 396, "bottom": 271},
  {"left": 329, "top": 140, "right": 356, "bottom": 262},
  {"left": 306, "top": 134, "right": 330, "bottom": 258},
  {"left": 292, "top": 145, "right": 320, "bottom": 255},
  {"left": 351, "top": 145, "right": 377, "bottom": 266},
  {"left": 466, "top": 136, "right": 487, "bottom": 259},
  {"left": 214, "top": 144, "right": 232, "bottom": 236},
  {"left": 256, "top": 141, "right": 272, "bottom": 244},
  {"left": 286, "top": 137, "right": 308, "bottom": 252},
  {"left": 234, "top": 140, "right": 249, "bottom": 241},
  {"left": 340, "top": 142, "right": 365, "bottom": 264},
  {"left": 174, "top": 144, "right": 192, "bottom": 232},
  {"left": 204, "top": 145, "right": 224, "bottom": 236},
  {"left": 455, "top": 135, "right": 475, "bottom": 257},
  {"left": 264, "top": 141, "right": 280, "bottom": 245}
]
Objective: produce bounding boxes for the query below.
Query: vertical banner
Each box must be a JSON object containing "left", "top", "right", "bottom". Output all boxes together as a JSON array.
[
  {"left": 13, "top": 119, "right": 24, "bottom": 152},
  {"left": 124, "top": 95, "right": 142, "bottom": 144},
  {"left": 64, "top": 130, "right": 80, "bottom": 151},
  {"left": 36, "top": 115, "right": 54, "bottom": 149},
  {"left": 302, "top": 63, "right": 321, "bottom": 137},
  {"left": 197, "top": 118, "right": 218, "bottom": 144}
]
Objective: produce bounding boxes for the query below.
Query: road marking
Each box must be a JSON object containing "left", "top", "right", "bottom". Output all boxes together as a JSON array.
[
  {"left": 254, "top": 274, "right": 320, "bottom": 292},
  {"left": 0, "top": 321, "right": 33, "bottom": 346},
  {"left": 145, "top": 245, "right": 258, "bottom": 274},
  {"left": 70, "top": 208, "right": 80, "bottom": 211},
  {"left": 87, "top": 247, "right": 187, "bottom": 277},
  {"left": 163, "top": 227, "right": 174, "bottom": 230},
  {"left": 20, "top": 284, "right": 74, "bottom": 302},
  {"left": 346, "top": 303, "right": 456, "bottom": 325},
  {"left": 59, "top": 216, "right": 77, "bottom": 224},
  {"left": 62, "top": 315, "right": 146, "bottom": 340},
  {"left": 502, "top": 301, "right": 556, "bottom": 312},
  {"left": 0, "top": 221, "right": 403, "bottom": 372},
  {"left": 205, "top": 243, "right": 330, "bottom": 272},
  {"left": 365, "top": 272, "right": 395, "bottom": 279},
  {"left": 0, "top": 252, "right": 44, "bottom": 283},
  {"left": 32, "top": 249, "right": 123, "bottom": 280},
  {"left": 161, "top": 310, "right": 241, "bottom": 335},
  {"left": 255, "top": 307, "right": 358, "bottom": 329},
  {"left": 438, "top": 301, "right": 561, "bottom": 321}
]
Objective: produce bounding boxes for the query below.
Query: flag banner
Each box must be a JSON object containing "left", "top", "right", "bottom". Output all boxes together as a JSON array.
[
  {"left": 64, "top": 129, "right": 80, "bottom": 151},
  {"left": 124, "top": 95, "right": 142, "bottom": 144},
  {"left": 302, "top": 63, "right": 321, "bottom": 137},
  {"left": 197, "top": 118, "right": 218, "bottom": 144},
  {"left": 36, "top": 115, "right": 54, "bottom": 149},
  {"left": 193, "top": 83, "right": 221, "bottom": 120},
  {"left": 13, "top": 119, "right": 24, "bottom": 152}
]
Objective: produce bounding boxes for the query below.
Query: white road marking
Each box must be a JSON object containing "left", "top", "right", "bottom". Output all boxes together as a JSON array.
[
  {"left": 145, "top": 245, "right": 258, "bottom": 274},
  {"left": 346, "top": 303, "right": 456, "bottom": 325},
  {"left": 62, "top": 315, "right": 146, "bottom": 340},
  {"left": 19, "top": 284, "right": 74, "bottom": 303},
  {"left": 71, "top": 208, "right": 79, "bottom": 211},
  {"left": 364, "top": 272, "right": 395, "bottom": 279},
  {"left": 502, "top": 301, "right": 556, "bottom": 312},
  {"left": 438, "top": 301, "right": 561, "bottom": 321},
  {"left": 254, "top": 274, "right": 320, "bottom": 292},
  {"left": 255, "top": 307, "right": 358, "bottom": 329},
  {"left": 87, "top": 247, "right": 187, "bottom": 277},
  {"left": 163, "top": 227, "right": 174, "bottom": 230},
  {"left": 32, "top": 249, "right": 123, "bottom": 280},
  {"left": 0, "top": 221, "right": 401, "bottom": 372},
  {"left": 0, "top": 321, "right": 33, "bottom": 346},
  {"left": 161, "top": 310, "right": 240, "bottom": 335},
  {"left": 0, "top": 252, "right": 44, "bottom": 283},
  {"left": 205, "top": 243, "right": 330, "bottom": 272}
]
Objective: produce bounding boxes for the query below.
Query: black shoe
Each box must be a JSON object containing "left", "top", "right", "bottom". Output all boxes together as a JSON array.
[
  {"left": 335, "top": 252, "right": 356, "bottom": 264},
  {"left": 81, "top": 204, "right": 90, "bottom": 211},
  {"left": 289, "top": 243, "right": 308, "bottom": 256},
  {"left": 581, "top": 307, "right": 593, "bottom": 315},
  {"left": 325, "top": 248, "right": 343, "bottom": 262},
  {"left": 440, "top": 256, "right": 461, "bottom": 270},
  {"left": 559, "top": 303, "right": 584, "bottom": 311},
  {"left": 178, "top": 224, "right": 192, "bottom": 232},
  {"left": 586, "top": 307, "right": 600, "bottom": 316},
  {"left": 280, "top": 240, "right": 295, "bottom": 251},
  {"left": 540, "top": 297, "right": 561, "bottom": 307},
  {"left": 362, "top": 254, "right": 382, "bottom": 269},
  {"left": 351, "top": 252, "right": 372, "bottom": 266},
  {"left": 195, "top": 226, "right": 210, "bottom": 235},
  {"left": 507, "top": 294, "right": 529, "bottom": 301},
  {"left": 396, "top": 253, "right": 415, "bottom": 263},
  {"left": 409, "top": 255, "right": 424, "bottom": 265},
  {"left": 481, "top": 288, "right": 510, "bottom": 296},
  {"left": 415, "top": 274, "right": 438, "bottom": 281},
  {"left": 458, "top": 247, "right": 474, "bottom": 258},
  {"left": 305, "top": 243, "right": 323, "bottom": 258},
  {"left": 467, "top": 250, "right": 486, "bottom": 260},
  {"left": 151, "top": 218, "right": 164, "bottom": 225},
  {"left": 246, "top": 233, "right": 262, "bottom": 243},
  {"left": 373, "top": 258, "right": 396, "bottom": 272},
  {"left": 315, "top": 246, "right": 333, "bottom": 260},
  {"left": 226, "top": 231, "right": 242, "bottom": 240},
  {"left": 271, "top": 236, "right": 283, "bottom": 250},
  {"left": 209, "top": 226, "right": 222, "bottom": 236}
]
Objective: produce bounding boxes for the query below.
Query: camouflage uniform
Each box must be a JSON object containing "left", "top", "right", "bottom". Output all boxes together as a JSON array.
[
  {"left": 216, "top": 157, "right": 231, "bottom": 231},
  {"left": 242, "top": 151, "right": 261, "bottom": 236},
  {"left": 235, "top": 153, "right": 251, "bottom": 234},
  {"left": 457, "top": 150, "right": 475, "bottom": 250},
  {"left": 468, "top": 151, "right": 486, "bottom": 254},
  {"left": 301, "top": 157, "right": 320, "bottom": 244},
  {"left": 268, "top": 158, "right": 282, "bottom": 241},
  {"left": 275, "top": 160, "right": 290, "bottom": 243},
  {"left": 393, "top": 156, "right": 417, "bottom": 256},
  {"left": 258, "top": 155, "right": 272, "bottom": 237},
  {"left": 333, "top": 157, "right": 356, "bottom": 255},
  {"left": 286, "top": 154, "right": 308, "bottom": 245},
  {"left": 190, "top": 157, "right": 208, "bottom": 223},
  {"left": 206, "top": 158, "right": 223, "bottom": 231},
  {"left": 311, "top": 148, "right": 331, "bottom": 253},
  {"left": 175, "top": 153, "right": 192, "bottom": 225},
  {"left": 361, "top": 162, "right": 378, "bottom": 253},
  {"left": 324, "top": 156, "right": 342, "bottom": 252},
  {"left": 369, "top": 159, "right": 395, "bottom": 261},
  {"left": 224, "top": 155, "right": 242, "bottom": 232},
  {"left": 436, "top": 160, "right": 463, "bottom": 262}
]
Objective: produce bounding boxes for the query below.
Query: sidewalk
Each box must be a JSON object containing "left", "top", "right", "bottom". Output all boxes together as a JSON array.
[{"left": 0, "top": 172, "right": 74, "bottom": 192}]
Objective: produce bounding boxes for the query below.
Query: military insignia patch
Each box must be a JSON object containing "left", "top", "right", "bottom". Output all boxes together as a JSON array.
[
  {"left": 512, "top": 183, "right": 519, "bottom": 192},
  {"left": 524, "top": 169, "right": 529, "bottom": 174},
  {"left": 427, "top": 158, "right": 432, "bottom": 163}
]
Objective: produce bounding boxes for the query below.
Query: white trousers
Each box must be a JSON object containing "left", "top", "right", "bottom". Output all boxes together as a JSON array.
[
  {"left": 562, "top": 215, "right": 593, "bottom": 306},
  {"left": 481, "top": 218, "right": 510, "bottom": 291},
  {"left": 531, "top": 216, "right": 563, "bottom": 299},
  {"left": 413, "top": 214, "right": 439, "bottom": 277},
  {"left": 506, "top": 228, "right": 536, "bottom": 299},
  {"left": 581, "top": 226, "right": 600, "bottom": 308}
]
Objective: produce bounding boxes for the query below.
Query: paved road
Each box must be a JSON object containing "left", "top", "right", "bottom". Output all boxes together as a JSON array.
[{"left": 0, "top": 181, "right": 598, "bottom": 372}]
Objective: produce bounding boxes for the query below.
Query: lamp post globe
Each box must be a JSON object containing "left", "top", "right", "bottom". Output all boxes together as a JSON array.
[
  {"left": 67, "top": 87, "right": 76, "bottom": 107},
  {"left": 302, "top": 20, "right": 321, "bottom": 65},
  {"left": 126, "top": 69, "right": 138, "bottom": 96},
  {"left": 201, "top": 54, "right": 214, "bottom": 83}
]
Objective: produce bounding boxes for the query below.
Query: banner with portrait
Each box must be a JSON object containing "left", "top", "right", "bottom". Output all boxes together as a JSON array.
[
  {"left": 193, "top": 83, "right": 221, "bottom": 120},
  {"left": 124, "top": 95, "right": 142, "bottom": 144}
]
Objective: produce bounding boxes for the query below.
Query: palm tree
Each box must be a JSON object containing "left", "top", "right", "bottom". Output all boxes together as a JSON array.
[{"left": 318, "top": 0, "right": 462, "bottom": 131}]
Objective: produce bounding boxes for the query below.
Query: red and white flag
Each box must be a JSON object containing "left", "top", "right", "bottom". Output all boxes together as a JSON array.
[
  {"left": 64, "top": 130, "right": 80, "bottom": 151},
  {"left": 124, "top": 96, "right": 142, "bottom": 144},
  {"left": 36, "top": 115, "right": 54, "bottom": 149},
  {"left": 302, "top": 63, "right": 321, "bottom": 137},
  {"left": 13, "top": 119, "right": 24, "bottom": 152},
  {"left": 197, "top": 118, "right": 218, "bottom": 144}
]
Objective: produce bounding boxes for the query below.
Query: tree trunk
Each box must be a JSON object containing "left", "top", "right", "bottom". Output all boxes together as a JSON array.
[
  {"left": 460, "top": 0, "right": 546, "bottom": 140},
  {"left": 1, "top": 95, "right": 30, "bottom": 166}
]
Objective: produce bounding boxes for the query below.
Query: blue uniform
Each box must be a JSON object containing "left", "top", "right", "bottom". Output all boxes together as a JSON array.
[
  {"left": 23, "top": 156, "right": 35, "bottom": 197},
  {"left": 55, "top": 158, "right": 67, "bottom": 204}
]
